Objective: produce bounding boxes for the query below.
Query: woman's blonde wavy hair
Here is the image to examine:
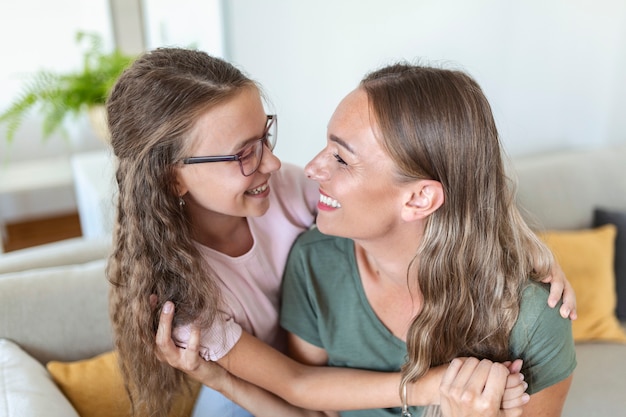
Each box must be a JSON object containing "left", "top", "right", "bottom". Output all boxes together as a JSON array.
[
  {"left": 360, "top": 63, "right": 554, "bottom": 411},
  {"left": 106, "top": 48, "right": 257, "bottom": 416}
]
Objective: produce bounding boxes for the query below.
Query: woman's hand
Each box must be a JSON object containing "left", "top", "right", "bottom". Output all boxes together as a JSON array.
[
  {"left": 155, "top": 301, "right": 228, "bottom": 390},
  {"left": 439, "top": 358, "right": 529, "bottom": 417},
  {"left": 542, "top": 261, "right": 577, "bottom": 320}
]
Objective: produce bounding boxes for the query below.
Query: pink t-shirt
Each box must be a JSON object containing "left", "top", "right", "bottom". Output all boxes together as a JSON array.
[{"left": 173, "top": 163, "right": 318, "bottom": 361}]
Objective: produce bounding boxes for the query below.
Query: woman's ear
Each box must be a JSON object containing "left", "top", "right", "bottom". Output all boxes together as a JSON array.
[{"left": 401, "top": 180, "right": 444, "bottom": 222}]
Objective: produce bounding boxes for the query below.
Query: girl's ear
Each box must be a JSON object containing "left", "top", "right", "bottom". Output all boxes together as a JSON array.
[
  {"left": 174, "top": 167, "right": 188, "bottom": 197},
  {"left": 401, "top": 180, "right": 444, "bottom": 222}
]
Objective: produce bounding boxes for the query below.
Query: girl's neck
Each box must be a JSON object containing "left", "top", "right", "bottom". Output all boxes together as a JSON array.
[{"left": 192, "top": 214, "right": 253, "bottom": 257}]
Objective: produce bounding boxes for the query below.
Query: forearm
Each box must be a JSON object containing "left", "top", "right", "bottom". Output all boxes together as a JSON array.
[
  {"left": 520, "top": 376, "right": 572, "bottom": 417},
  {"left": 274, "top": 365, "right": 443, "bottom": 410},
  {"left": 222, "top": 332, "right": 443, "bottom": 410},
  {"left": 205, "top": 366, "right": 330, "bottom": 417}
]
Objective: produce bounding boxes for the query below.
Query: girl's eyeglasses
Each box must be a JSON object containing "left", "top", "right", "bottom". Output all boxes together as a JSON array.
[{"left": 183, "top": 115, "right": 277, "bottom": 177}]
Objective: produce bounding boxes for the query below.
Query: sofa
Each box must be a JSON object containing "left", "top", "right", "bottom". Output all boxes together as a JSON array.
[{"left": 1, "top": 145, "right": 625, "bottom": 417}]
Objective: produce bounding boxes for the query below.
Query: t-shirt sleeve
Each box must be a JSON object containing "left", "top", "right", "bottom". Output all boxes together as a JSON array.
[
  {"left": 172, "top": 311, "right": 243, "bottom": 362},
  {"left": 280, "top": 236, "right": 324, "bottom": 348},
  {"left": 274, "top": 163, "right": 318, "bottom": 226},
  {"left": 511, "top": 283, "right": 577, "bottom": 394}
]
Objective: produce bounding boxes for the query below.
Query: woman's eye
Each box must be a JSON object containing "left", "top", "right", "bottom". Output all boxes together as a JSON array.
[{"left": 333, "top": 153, "right": 348, "bottom": 166}]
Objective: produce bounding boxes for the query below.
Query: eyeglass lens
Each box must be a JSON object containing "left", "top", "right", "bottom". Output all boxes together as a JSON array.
[{"left": 240, "top": 117, "right": 276, "bottom": 176}]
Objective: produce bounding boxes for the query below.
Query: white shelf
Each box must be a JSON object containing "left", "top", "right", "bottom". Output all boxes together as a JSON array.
[
  {"left": 0, "top": 157, "right": 77, "bottom": 253},
  {"left": 0, "top": 156, "right": 73, "bottom": 195}
]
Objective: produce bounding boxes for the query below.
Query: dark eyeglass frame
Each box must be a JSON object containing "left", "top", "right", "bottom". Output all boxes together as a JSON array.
[{"left": 182, "top": 115, "right": 277, "bottom": 177}]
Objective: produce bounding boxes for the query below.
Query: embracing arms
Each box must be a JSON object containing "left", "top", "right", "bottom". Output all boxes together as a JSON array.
[{"left": 157, "top": 303, "right": 528, "bottom": 416}]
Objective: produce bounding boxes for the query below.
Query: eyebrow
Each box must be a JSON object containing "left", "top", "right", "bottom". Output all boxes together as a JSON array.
[
  {"left": 329, "top": 134, "right": 356, "bottom": 155},
  {"left": 231, "top": 124, "right": 267, "bottom": 152}
]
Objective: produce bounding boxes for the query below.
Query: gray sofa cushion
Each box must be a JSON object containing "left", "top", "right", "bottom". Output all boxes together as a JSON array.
[
  {"left": 0, "top": 259, "right": 112, "bottom": 364},
  {"left": 512, "top": 146, "right": 626, "bottom": 231},
  {"left": 0, "top": 236, "right": 110, "bottom": 275}
]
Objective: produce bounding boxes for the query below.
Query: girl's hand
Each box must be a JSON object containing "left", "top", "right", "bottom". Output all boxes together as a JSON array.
[
  {"left": 439, "top": 358, "right": 529, "bottom": 417},
  {"left": 542, "top": 261, "right": 577, "bottom": 320},
  {"left": 155, "top": 301, "right": 228, "bottom": 390}
]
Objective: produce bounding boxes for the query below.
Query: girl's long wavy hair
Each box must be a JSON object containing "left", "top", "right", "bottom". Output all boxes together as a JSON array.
[
  {"left": 106, "top": 48, "right": 257, "bottom": 416},
  {"left": 360, "top": 64, "right": 554, "bottom": 405}
]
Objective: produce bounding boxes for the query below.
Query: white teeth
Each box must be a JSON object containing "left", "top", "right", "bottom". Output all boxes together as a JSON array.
[
  {"left": 247, "top": 184, "right": 268, "bottom": 195},
  {"left": 320, "top": 194, "right": 341, "bottom": 208}
]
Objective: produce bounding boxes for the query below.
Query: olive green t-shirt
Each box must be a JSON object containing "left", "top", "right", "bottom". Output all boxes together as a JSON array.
[{"left": 281, "top": 227, "right": 576, "bottom": 417}]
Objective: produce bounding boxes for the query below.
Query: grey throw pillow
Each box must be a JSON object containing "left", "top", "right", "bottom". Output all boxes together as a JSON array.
[{"left": 594, "top": 208, "right": 626, "bottom": 320}]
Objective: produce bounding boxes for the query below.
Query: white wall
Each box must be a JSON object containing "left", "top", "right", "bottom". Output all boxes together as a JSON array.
[
  {"left": 223, "top": 0, "right": 626, "bottom": 167},
  {"left": 2, "top": 0, "right": 625, "bottom": 223},
  {"left": 3, "top": 0, "right": 625, "bottom": 166},
  {"left": 0, "top": 0, "right": 113, "bottom": 225},
  {"left": 0, "top": 0, "right": 113, "bottom": 163}
]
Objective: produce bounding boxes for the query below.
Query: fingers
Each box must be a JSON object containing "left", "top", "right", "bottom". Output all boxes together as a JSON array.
[
  {"left": 183, "top": 324, "right": 203, "bottom": 368},
  {"left": 543, "top": 261, "right": 578, "bottom": 320},
  {"left": 440, "top": 357, "right": 465, "bottom": 390},
  {"left": 155, "top": 301, "right": 176, "bottom": 362},
  {"left": 440, "top": 358, "right": 529, "bottom": 417},
  {"left": 506, "top": 359, "right": 523, "bottom": 375},
  {"left": 149, "top": 294, "right": 158, "bottom": 310},
  {"left": 544, "top": 274, "right": 563, "bottom": 309},
  {"left": 482, "top": 362, "right": 509, "bottom": 400},
  {"left": 560, "top": 279, "right": 578, "bottom": 320},
  {"left": 501, "top": 359, "right": 529, "bottom": 410},
  {"left": 154, "top": 301, "right": 204, "bottom": 372},
  {"left": 500, "top": 372, "right": 529, "bottom": 410},
  {"left": 440, "top": 358, "right": 503, "bottom": 416}
]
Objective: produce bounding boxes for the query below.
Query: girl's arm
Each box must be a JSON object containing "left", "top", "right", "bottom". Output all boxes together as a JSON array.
[
  {"left": 156, "top": 302, "right": 528, "bottom": 412},
  {"left": 156, "top": 302, "right": 442, "bottom": 410},
  {"left": 543, "top": 260, "right": 577, "bottom": 320},
  {"left": 156, "top": 306, "right": 333, "bottom": 417}
]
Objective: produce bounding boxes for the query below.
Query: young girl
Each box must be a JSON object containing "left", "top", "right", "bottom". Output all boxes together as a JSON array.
[{"left": 107, "top": 48, "right": 575, "bottom": 417}]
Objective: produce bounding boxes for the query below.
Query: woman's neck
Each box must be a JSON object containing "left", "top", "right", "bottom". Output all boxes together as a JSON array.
[
  {"left": 353, "top": 226, "right": 422, "bottom": 289},
  {"left": 353, "top": 231, "right": 423, "bottom": 341}
]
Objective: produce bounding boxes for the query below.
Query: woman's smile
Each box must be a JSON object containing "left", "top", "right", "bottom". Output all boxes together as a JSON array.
[{"left": 317, "top": 189, "right": 342, "bottom": 210}]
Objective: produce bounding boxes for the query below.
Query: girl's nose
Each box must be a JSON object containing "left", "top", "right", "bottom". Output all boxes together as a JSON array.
[{"left": 259, "top": 143, "right": 281, "bottom": 174}]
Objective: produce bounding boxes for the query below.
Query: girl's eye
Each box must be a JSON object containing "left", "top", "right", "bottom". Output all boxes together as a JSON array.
[
  {"left": 237, "top": 143, "right": 256, "bottom": 161},
  {"left": 333, "top": 153, "right": 348, "bottom": 166}
]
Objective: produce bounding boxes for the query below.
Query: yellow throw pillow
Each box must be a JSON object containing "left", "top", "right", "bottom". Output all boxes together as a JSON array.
[
  {"left": 540, "top": 224, "right": 626, "bottom": 343},
  {"left": 47, "top": 350, "right": 200, "bottom": 417}
]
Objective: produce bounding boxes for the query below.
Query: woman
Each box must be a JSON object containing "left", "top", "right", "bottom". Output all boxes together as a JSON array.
[{"left": 280, "top": 63, "right": 576, "bottom": 416}]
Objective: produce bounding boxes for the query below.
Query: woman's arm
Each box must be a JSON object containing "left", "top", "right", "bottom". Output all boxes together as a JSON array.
[
  {"left": 287, "top": 331, "right": 529, "bottom": 415},
  {"left": 520, "top": 376, "right": 573, "bottom": 417}
]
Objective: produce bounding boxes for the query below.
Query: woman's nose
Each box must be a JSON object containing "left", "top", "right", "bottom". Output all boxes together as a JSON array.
[{"left": 304, "top": 151, "right": 330, "bottom": 181}]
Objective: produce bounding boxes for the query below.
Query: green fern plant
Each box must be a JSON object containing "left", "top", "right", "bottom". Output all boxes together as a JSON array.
[{"left": 0, "top": 31, "right": 136, "bottom": 143}]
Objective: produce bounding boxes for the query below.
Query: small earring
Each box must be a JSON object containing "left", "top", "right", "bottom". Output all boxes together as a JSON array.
[{"left": 179, "top": 197, "right": 185, "bottom": 208}]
